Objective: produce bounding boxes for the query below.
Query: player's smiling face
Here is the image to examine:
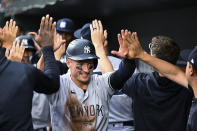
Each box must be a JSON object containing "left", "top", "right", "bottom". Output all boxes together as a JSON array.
[{"left": 67, "top": 58, "right": 94, "bottom": 84}]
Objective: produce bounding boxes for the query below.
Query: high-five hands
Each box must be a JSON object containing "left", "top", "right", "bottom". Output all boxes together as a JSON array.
[
  {"left": 37, "top": 14, "right": 56, "bottom": 47},
  {"left": 111, "top": 30, "right": 144, "bottom": 59}
]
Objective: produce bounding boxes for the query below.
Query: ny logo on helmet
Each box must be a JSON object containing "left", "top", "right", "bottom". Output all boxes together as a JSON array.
[
  {"left": 23, "top": 39, "right": 28, "bottom": 46},
  {"left": 84, "top": 46, "right": 91, "bottom": 53}
]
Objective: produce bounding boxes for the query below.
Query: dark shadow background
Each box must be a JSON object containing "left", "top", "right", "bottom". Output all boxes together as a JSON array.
[{"left": 1, "top": 0, "right": 197, "bottom": 52}]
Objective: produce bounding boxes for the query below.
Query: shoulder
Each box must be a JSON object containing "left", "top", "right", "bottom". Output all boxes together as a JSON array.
[{"left": 127, "top": 72, "right": 151, "bottom": 84}]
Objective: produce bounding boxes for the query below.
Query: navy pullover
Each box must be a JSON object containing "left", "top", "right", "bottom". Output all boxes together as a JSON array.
[{"left": 0, "top": 46, "right": 60, "bottom": 131}]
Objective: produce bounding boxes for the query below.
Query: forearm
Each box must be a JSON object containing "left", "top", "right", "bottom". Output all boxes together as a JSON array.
[
  {"left": 54, "top": 51, "right": 62, "bottom": 61},
  {"left": 37, "top": 54, "right": 44, "bottom": 71},
  {"left": 110, "top": 59, "right": 136, "bottom": 90},
  {"left": 41, "top": 46, "right": 60, "bottom": 92},
  {"left": 94, "top": 44, "right": 114, "bottom": 74},
  {"left": 139, "top": 51, "right": 188, "bottom": 87}
]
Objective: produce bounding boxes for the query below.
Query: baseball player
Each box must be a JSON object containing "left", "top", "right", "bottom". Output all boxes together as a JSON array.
[
  {"left": 0, "top": 15, "right": 60, "bottom": 130},
  {"left": 47, "top": 20, "right": 136, "bottom": 131},
  {"left": 74, "top": 23, "right": 135, "bottom": 130},
  {"left": 56, "top": 18, "right": 75, "bottom": 63}
]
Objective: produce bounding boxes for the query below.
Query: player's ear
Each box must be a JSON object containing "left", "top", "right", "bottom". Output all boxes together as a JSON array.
[{"left": 66, "top": 58, "right": 71, "bottom": 68}]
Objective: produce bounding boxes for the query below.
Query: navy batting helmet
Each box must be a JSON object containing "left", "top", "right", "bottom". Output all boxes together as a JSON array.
[
  {"left": 66, "top": 39, "right": 99, "bottom": 69},
  {"left": 15, "top": 35, "right": 36, "bottom": 51}
]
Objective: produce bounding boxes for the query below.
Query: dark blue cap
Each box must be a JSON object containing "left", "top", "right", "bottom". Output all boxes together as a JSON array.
[
  {"left": 181, "top": 47, "right": 197, "bottom": 72},
  {"left": 15, "top": 35, "right": 36, "bottom": 51},
  {"left": 74, "top": 23, "right": 91, "bottom": 41},
  {"left": 56, "top": 18, "right": 75, "bottom": 33},
  {"left": 187, "top": 47, "right": 197, "bottom": 72}
]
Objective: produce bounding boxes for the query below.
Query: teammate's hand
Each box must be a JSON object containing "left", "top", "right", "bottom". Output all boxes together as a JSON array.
[
  {"left": 5, "top": 40, "right": 25, "bottom": 62},
  {"left": 28, "top": 32, "right": 42, "bottom": 51},
  {"left": 37, "top": 14, "right": 56, "bottom": 47},
  {"left": 90, "top": 20, "right": 105, "bottom": 48},
  {"left": 54, "top": 34, "right": 66, "bottom": 50},
  {"left": 0, "top": 19, "right": 18, "bottom": 49},
  {"left": 111, "top": 29, "right": 131, "bottom": 58},
  {"left": 111, "top": 30, "right": 144, "bottom": 59},
  {"left": 125, "top": 32, "right": 144, "bottom": 59}
]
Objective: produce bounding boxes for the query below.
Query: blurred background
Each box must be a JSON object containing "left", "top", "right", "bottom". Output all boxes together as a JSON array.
[{"left": 0, "top": 0, "right": 197, "bottom": 52}]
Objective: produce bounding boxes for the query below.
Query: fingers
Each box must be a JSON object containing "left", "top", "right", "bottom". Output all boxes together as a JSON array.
[
  {"left": 111, "top": 50, "right": 123, "bottom": 57},
  {"left": 117, "top": 33, "right": 124, "bottom": 48},
  {"left": 8, "top": 40, "right": 25, "bottom": 62},
  {"left": 28, "top": 32, "right": 37, "bottom": 37},
  {"left": 48, "top": 17, "right": 53, "bottom": 30},
  {"left": 93, "top": 20, "right": 100, "bottom": 31},
  {"left": 91, "top": 19, "right": 103, "bottom": 32},
  {"left": 40, "top": 17, "right": 45, "bottom": 33},
  {"left": 90, "top": 23, "right": 93, "bottom": 32},
  {"left": 52, "top": 22, "right": 56, "bottom": 35},
  {"left": 19, "top": 41, "right": 25, "bottom": 57},
  {"left": 98, "top": 20, "right": 103, "bottom": 32},
  {"left": 104, "top": 30, "right": 107, "bottom": 39},
  {"left": 34, "top": 41, "right": 41, "bottom": 51},
  {"left": 5, "top": 48, "right": 9, "bottom": 58},
  {"left": 38, "top": 14, "right": 55, "bottom": 47}
]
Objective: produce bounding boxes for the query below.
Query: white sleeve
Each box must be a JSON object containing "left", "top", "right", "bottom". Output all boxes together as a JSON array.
[{"left": 47, "top": 74, "right": 68, "bottom": 106}]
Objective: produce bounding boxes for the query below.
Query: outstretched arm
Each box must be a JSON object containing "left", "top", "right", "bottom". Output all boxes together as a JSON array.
[
  {"left": 90, "top": 20, "right": 114, "bottom": 74},
  {"left": 116, "top": 31, "right": 188, "bottom": 88},
  {"left": 110, "top": 30, "right": 136, "bottom": 90},
  {"left": 33, "top": 14, "right": 61, "bottom": 94}
]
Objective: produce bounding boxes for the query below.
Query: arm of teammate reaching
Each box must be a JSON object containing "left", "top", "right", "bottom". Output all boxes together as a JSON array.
[
  {"left": 33, "top": 14, "right": 60, "bottom": 94},
  {"left": 131, "top": 33, "right": 188, "bottom": 87},
  {"left": 110, "top": 30, "right": 136, "bottom": 90},
  {"left": 122, "top": 31, "right": 188, "bottom": 88},
  {"left": 90, "top": 20, "right": 114, "bottom": 74}
]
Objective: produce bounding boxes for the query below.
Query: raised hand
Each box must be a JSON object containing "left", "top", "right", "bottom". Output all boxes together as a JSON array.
[
  {"left": 90, "top": 20, "right": 105, "bottom": 48},
  {"left": 111, "top": 30, "right": 144, "bottom": 59},
  {"left": 125, "top": 32, "right": 144, "bottom": 59},
  {"left": 5, "top": 40, "right": 25, "bottom": 62},
  {"left": 28, "top": 32, "right": 41, "bottom": 51},
  {"left": 90, "top": 20, "right": 113, "bottom": 73},
  {"left": 37, "top": 14, "right": 56, "bottom": 47},
  {"left": 0, "top": 19, "right": 18, "bottom": 49},
  {"left": 111, "top": 29, "right": 131, "bottom": 58},
  {"left": 54, "top": 33, "right": 66, "bottom": 51}
]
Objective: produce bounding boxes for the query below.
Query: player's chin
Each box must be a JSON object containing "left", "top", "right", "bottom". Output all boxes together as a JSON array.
[{"left": 79, "top": 75, "right": 90, "bottom": 83}]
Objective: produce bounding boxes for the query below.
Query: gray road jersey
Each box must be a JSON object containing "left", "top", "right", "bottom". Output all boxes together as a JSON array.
[
  {"left": 109, "top": 94, "right": 134, "bottom": 122},
  {"left": 32, "top": 92, "right": 50, "bottom": 129},
  {"left": 48, "top": 72, "right": 115, "bottom": 131}
]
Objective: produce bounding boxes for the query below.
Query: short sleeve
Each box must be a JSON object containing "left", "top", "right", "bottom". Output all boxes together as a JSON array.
[{"left": 94, "top": 72, "right": 115, "bottom": 100}]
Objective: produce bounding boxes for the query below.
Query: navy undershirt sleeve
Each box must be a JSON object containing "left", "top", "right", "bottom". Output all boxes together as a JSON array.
[
  {"left": 109, "top": 59, "right": 136, "bottom": 90},
  {"left": 33, "top": 46, "right": 60, "bottom": 94}
]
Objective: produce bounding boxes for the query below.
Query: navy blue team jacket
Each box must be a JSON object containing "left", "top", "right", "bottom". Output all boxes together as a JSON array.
[
  {"left": 122, "top": 72, "right": 193, "bottom": 131},
  {"left": 0, "top": 46, "right": 60, "bottom": 131}
]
